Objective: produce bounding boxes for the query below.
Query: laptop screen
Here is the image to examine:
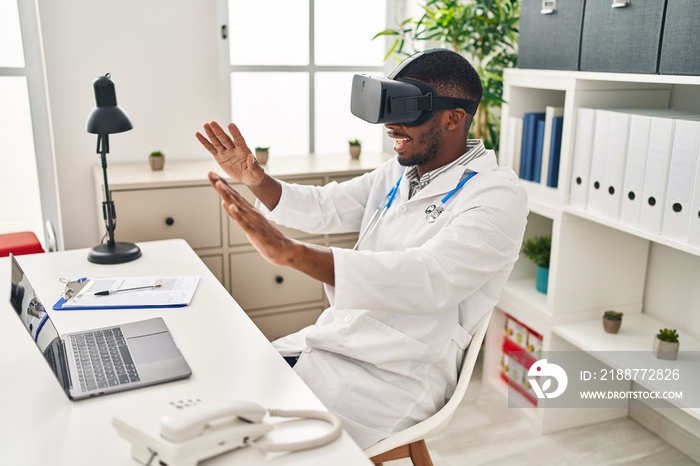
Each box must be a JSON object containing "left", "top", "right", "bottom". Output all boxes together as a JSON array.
[{"left": 9, "top": 255, "right": 71, "bottom": 393}]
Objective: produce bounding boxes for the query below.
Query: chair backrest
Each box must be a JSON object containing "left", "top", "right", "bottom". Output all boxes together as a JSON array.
[{"left": 363, "top": 311, "right": 492, "bottom": 458}]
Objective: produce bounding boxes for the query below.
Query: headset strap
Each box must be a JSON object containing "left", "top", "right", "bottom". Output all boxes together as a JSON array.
[{"left": 391, "top": 94, "right": 479, "bottom": 115}]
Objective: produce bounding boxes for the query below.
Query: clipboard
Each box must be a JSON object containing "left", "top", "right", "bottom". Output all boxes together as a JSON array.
[{"left": 53, "top": 276, "right": 199, "bottom": 310}]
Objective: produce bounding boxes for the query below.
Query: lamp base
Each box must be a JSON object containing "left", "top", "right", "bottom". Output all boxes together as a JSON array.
[{"left": 88, "top": 242, "right": 142, "bottom": 264}]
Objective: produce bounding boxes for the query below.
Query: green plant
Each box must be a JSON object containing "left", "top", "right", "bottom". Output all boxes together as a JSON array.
[
  {"left": 255, "top": 147, "right": 270, "bottom": 151},
  {"left": 373, "top": 0, "right": 520, "bottom": 151},
  {"left": 150, "top": 150, "right": 164, "bottom": 157},
  {"left": 657, "top": 328, "right": 679, "bottom": 343},
  {"left": 349, "top": 139, "right": 361, "bottom": 146},
  {"left": 603, "top": 310, "right": 623, "bottom": 321},
  {"left": 521, "top": 234, "right": 551, "bottom": 268}
]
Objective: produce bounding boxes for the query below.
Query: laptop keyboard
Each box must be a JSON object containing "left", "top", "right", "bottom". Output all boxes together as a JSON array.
[{"left": 69, "top": 328, "right": 140, "bottom": 392}]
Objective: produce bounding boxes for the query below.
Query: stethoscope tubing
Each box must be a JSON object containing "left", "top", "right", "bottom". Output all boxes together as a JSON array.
[
  {"left": 353, "top": 171, "right": 477, "bottom": 250},
  {"left": 353, "top": 174, "right": 403, "bottom": 250}
]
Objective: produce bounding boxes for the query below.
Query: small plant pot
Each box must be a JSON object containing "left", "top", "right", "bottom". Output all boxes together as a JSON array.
[
  {"left": 535, "top": 265, "right": 548, "bottom": 294},
  {"left": 255, "top": 149, "right": 269, "bottom": 165},
  {"left": 349, "top": 145, "right": 361, "bottom": 159},
  {"left": 603, "top": 318, "right": 622, "bottom": 334},
  {"left": 149, "top": 155, "right": 165, "bottom": 171},
  {"left": 653, "top": 337, "right": 679, "bottom": 360}
]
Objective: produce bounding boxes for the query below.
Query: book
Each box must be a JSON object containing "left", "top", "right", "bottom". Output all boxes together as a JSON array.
[
  {"left": 546, "top": 115, "right": 564, "bottom": 188},
  {"left": 539, "top": 106, "right": 564, "bottom": 186},
  {"left": 519, "top": 112, "right": 545, "bottom": 181}
]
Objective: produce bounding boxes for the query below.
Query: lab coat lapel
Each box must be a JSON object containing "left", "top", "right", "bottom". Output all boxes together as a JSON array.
[
  {"left": 407, "top": 166, "right": 465, "bottom": 204},
  {"left": 398, "top": 149, "right": 499, "bottom": 204}
]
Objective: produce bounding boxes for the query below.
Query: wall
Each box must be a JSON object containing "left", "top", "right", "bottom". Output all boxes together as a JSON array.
[{"left": 38, "top": 0, "right": 222, "bottom": 249}]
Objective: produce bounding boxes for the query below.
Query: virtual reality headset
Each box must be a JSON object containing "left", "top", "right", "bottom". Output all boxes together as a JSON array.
[{"left": 350, "top": 50, "right": 480, "bottom": 126}]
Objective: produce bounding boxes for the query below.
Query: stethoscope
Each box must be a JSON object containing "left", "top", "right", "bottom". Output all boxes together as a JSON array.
[
  {"left": 424, "top": 171, "right": 477, "bottom": 223},
  {"left": 353, "top": 171, "right": 477, "bottom": 250}
]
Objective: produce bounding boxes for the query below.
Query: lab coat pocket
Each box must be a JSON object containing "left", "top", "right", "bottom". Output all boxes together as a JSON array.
[{"left": 307, "top": 313, "right": 429, "bottom": 377}]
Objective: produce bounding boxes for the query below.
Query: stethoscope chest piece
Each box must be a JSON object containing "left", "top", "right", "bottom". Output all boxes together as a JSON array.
[
  {"left": 423, "top": 171, "right": 478, "bottom": 224},
  {"left": 425, "top": 205, "right": 444, "bottom": 223}
]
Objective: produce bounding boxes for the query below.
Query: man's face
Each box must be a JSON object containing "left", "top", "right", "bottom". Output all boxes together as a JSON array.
[{"left": 385, "top": 113, "right": 444, "bottom": 168}]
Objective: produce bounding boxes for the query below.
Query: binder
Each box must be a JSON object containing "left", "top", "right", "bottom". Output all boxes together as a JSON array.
[
  {"left": 520, "top": 112, "right": 545, "bottom": 181},
  {"left": 688, "top": 150, "right": 700, "bottom": 248},
  {"left": 662, "top": 118, "right": 700, "bottom": 241},
  {"left": 586, "top": 109, "right": 613, "bottom": 215},
  {"left": 619, "top": 113, "right": 654, "bottom": 227},
  {"left": 569, "top": 108, "right": 596, "bottom": 208},
  {"left": 546, "top": 116, "right": 564, "bottom": 188},
  {"left": 601, "top": 111, "right": 631, "bottom": 222},
  {"left": 638, "top": 116, "right": 677, "bottom": 235},
  {"left": 540, "top": 107, "right": 564, "bottom": 186}
]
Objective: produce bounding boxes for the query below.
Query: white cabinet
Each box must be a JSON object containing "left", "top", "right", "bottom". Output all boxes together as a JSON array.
[
  {"left": 94, "top": 154, "right": 391, "bottom": 340},
  {"left": 485, "top": 69, "right": 700, "bottom": 442}
]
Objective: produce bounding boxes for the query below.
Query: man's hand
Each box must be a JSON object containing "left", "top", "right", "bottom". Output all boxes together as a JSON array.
[
  {"left": 208, "top": 171, "right": 336, "bottom": 286},
  {"left": 208, "top": 171, "right": 292, "bottom": 266},
  {"left": 196, "top": 122, "right": 265, "bottom": 188}
]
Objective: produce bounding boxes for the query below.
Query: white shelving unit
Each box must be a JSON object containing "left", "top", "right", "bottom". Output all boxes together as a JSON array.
[{"left": 483, "top": 69, "right": 700, "bottom": 437}]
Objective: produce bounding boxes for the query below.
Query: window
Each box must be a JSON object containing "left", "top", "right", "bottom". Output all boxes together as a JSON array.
[
  {"left": 0, "top": 0, "right": 59, "bottom": 249},
  {"left": 224, "top": 0, "right": 393, "bottom": 156}
]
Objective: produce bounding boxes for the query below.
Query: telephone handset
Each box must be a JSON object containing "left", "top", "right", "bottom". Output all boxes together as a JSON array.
[
  {"left": 113, "top": 398, "right": 343, "bottom": 466},
  {"left": 160, "top": 400, "right": 270, "bottom": 443}
]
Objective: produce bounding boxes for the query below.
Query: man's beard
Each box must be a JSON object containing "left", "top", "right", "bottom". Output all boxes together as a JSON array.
[{"left": 397, "top": 118, "right": 442, "bottom": 167}]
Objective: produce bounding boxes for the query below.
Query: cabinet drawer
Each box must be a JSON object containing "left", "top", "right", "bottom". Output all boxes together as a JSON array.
[
  {"left": 229, "top": 250, "right": 324, "bottom": 310},
  {"left": 111, "top": 186, "right": 222, "bottom": 249},
  {"left": 228, "top": 177, "right": 324, "bottom": 246},
  {"left": 199, "top": 254, "right": 224, "bottom": 285},
  {"left": 248, "top": 306, "right": 325, "bottom": 341}
]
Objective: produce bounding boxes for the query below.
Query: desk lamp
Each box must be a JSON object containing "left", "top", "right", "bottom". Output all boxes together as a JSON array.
[{"left": 86, "top": 73, "right": 141, "bottom": 264}]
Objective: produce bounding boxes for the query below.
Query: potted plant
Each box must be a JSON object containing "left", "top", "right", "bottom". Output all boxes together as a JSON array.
[
  {"left": 254, "top": 147, "right": 270, "bottom": 165},
  {"left": 602, "top": 310, "right": 623, "bottom": 334},
  {"left": 654, "top": 328, "right": 680, "bottom": 360},
  {"left": 373, "top": 0, "right": 520, "bottom": 152},
  {"left": 148, "top": 150, "right": 165, "bottom": 171},
  {"left": 348, "top": 139, "right": 362, "bottom": 159},
  {"left": 521, "top": 234, "right": 551, "bottom": 294}
]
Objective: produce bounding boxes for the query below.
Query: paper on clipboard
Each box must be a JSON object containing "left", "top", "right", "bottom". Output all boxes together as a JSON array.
[{"left": 53, "top": 276, "right": 199, "bottom": 310}]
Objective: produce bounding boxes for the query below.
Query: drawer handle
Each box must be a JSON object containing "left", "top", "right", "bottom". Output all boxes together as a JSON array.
[
  {"left": 165, "top": 217, "right": 175, "bottom": 226},
  {"left": 611, "top": 0, "right": 629, "bottom": 8},
  {"left": 275, "top": 275, "right": 284, "bottom": 284}
]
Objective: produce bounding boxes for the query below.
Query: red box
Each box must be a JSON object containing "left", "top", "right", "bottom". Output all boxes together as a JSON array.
[{"left": 0, "top": 231, "right": 44, "bottom": 257}]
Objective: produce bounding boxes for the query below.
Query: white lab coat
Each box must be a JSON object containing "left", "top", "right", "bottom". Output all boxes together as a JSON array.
[{"left": 263, "top": 148, "right": 528, "bottom": 448}]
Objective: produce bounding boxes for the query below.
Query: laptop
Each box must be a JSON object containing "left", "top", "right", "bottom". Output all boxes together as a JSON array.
[{"left": 8, "top": 254, "right": 192, "bottom": 400}]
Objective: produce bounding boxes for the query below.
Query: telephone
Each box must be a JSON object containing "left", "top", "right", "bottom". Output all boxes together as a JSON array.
[{"left": 112, "top": 398, "right": 343, "bottom": 466}]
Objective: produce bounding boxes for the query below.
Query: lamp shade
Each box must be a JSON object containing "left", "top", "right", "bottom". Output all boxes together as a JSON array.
[{"left": 86, "top": 74, "right": 133, "bottom": 134}]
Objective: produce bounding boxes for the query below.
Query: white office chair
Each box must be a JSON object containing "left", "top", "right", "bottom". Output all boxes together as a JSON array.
[{"left": 364, "top": 312, "right": 492, "bottom": 466}]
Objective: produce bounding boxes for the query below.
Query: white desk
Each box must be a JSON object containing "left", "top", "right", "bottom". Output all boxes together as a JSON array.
[{"left": 0, "top": 239, "right": 372, "bottom": 465}]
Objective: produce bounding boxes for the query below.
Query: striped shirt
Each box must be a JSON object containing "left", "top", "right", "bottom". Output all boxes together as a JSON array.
[{"left": 406, "top": 139, "right": 487, "bottom": 199}]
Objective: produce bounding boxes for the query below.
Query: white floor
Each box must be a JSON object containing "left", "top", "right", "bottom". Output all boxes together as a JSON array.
[{"left": 387, "top": 354, "right": 699, "bottom": 466}]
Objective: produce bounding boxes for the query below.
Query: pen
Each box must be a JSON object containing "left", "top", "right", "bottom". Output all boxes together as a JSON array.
[{"left": 94, "top": 284, "right": 162, "bottom": 296}]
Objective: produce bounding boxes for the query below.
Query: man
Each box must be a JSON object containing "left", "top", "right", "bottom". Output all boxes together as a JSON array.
[{"left": 196, "top": 48, "right": 528, "bottom": 449}]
